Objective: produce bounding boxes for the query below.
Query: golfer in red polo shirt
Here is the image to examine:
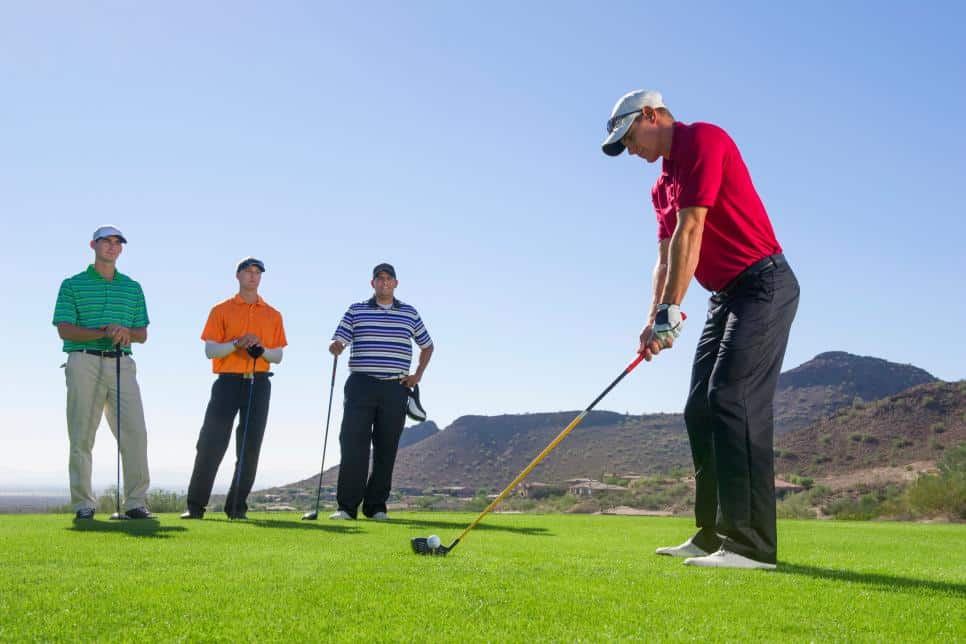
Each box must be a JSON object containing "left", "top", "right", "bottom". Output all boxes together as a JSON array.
[{"left": 602, "top": 89, "right": 800, "bottom": 569}]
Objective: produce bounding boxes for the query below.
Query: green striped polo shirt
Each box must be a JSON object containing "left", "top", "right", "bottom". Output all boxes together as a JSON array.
[{"left": 52, "top": 265, "right": 150, "bottom": 354}]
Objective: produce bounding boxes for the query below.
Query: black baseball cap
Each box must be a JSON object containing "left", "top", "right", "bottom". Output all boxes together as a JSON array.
[
  {"left": 236, "top": 257, "right": 266, "bottom": 273},
  {"left": 372, "top": 262, "right": 396, "bottom": 278}
]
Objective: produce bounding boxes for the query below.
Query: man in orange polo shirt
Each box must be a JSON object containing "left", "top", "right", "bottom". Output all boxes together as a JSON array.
[{"left": 182, "top": 257, "right": 287, "bottom": 520}]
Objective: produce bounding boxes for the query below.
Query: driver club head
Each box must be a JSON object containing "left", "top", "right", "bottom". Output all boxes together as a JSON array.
[
  {"left": 301, "top": 511, "right": 319, "bottom": 521},
  {"left": 411, "top": 536, "right": 454, "bottom": 556},
  {"left": 109, "top": 512, "right": 129, "bottom": 521}
]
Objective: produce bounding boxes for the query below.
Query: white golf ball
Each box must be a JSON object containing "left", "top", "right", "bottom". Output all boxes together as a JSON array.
[{"left": 427, "top": 535, "right": 441, "bottom": 549}]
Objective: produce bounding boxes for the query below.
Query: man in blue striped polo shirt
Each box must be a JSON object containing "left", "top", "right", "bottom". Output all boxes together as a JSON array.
[
  {"left": 328, "top": 262, "right": 434, "bottom": 520},
  {"left": 52, "top": 225, "right": 153, "bottom": 520}
]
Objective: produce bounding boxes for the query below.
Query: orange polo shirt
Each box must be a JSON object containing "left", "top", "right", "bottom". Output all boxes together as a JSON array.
[{"left": 201, "top": 294, "right": 287, "bottom": 374}]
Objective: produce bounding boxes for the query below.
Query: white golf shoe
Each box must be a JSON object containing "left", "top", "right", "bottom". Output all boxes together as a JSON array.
[
  {"left": 655, "top": 538, "right": 709, "bottom": 558},
  {"left": 328, "top": 510, "right": 353, "bottom": 520},
  {"left": 370, "top": 511, "right": 389, "bottom": 522},
  {"left": 683, "top": 548, "right": 776, "bottom": 570}
]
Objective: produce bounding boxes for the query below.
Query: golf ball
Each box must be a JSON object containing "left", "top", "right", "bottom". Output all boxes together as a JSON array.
[{"left": 427, "top": 535, "right": 441, "bottom": 550}]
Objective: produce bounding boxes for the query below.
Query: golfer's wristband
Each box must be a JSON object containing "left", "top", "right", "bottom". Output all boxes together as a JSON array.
[
  {"left": 262, "top": 347, "right": 283, "bottom": 364},
  {"left": 205, "top": 340, "right": 237, "bottom": 359}
]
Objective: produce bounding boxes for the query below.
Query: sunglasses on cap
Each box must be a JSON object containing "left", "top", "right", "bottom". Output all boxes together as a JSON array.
[{"left": 606, "top": 110, "right": 641, "bottom": 134}]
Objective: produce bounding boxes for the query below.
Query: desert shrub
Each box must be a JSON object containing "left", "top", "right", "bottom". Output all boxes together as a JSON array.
[
  {"left": 777, "top": 491, "right": 815, "bottom": 519},
  {"left": 906, "top": 443, "right": 966, "bottom": 519},
  {"left": 813, "top": 455, "right": 831, "bottom": 465},
  {"left": 819, "top": 434, "right": 832, "bottom": 446},
  {"left": 145, "top": 489, "right": 187, "bottom": 512},
  {"left": 932, "top": 422, "right": 946, "bottom": 434},
  {"left": 849, "top": 433, "right": 863, "bottom": 442},
  {"left": 931, "top": 439, "right": 944, "bottom": 451},
  {"left": 786, "top": 474, "right": 814, "bottom": 489},
  {"left": 894, "top": 438, "right": 914, "bottom": 449}
]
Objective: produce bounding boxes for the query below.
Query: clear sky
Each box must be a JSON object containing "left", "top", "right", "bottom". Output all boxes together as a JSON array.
[{"left": 2, "top": 2, "right": 964, "bottom": 491}]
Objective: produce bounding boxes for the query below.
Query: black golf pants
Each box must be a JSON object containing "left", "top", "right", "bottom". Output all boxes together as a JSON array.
[
  {"left": 683, "top": 255, "right": 799, "bottom": 564},
  {"left": 186, "top": 374, "right": 272, "bottom": 516},
  {"left": 336, "top": 372, "right": 408, "bottom": 519}
]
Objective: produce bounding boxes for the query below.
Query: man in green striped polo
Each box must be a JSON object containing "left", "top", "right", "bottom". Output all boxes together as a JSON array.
[{"left": 52, "top": 225, "right": 153, "bottom": 520}]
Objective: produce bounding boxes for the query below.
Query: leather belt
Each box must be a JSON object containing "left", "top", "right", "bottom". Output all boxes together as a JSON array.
[
  {"left": 71, "top": 349, "right": 124, "bottom": 358},
  {"left": 714, "top": 254, "right": 787, "bottom": 300}
]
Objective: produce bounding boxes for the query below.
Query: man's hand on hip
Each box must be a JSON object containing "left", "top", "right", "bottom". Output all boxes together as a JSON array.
[{"left": 402, "top": 373, "right": 421, "bottom": 388}]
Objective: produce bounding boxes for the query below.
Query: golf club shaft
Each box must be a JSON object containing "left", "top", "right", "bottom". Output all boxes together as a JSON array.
[
  {"left": 311, "top": 354, "right": 338, "bottom": 513},
  {"left": 453, "top": 353, "right": 646, "bottom": 544},
  {"left": 232, "top": 356, "right": 257, "bottom": 518},
  {"left": 115, "top": 343, "right": 122, "bottom": 515}
]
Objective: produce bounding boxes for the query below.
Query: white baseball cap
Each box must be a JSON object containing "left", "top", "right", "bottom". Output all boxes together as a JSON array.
[
  {"left": 92, "top": 225, "right": 127, "bottom": 243},
  {"left": 601, "top": 89, "right": 666, "bottom": 156}
]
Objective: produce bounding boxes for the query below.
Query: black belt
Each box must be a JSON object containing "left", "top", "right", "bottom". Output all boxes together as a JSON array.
[
  {"left": 71, "top": 349, "right": 125, "bottom": 358},
  {"left": 217, "top": 372, "right": 274, "bottom": 380},
  {"left": 714, "top": 254, "right": 787, "bottom": 300}
]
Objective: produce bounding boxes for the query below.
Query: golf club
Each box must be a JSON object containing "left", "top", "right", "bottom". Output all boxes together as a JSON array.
[
  {"left": 230, "top": 355, "right": 258, "bottom": 520},
  {"left": 109, "top": 343, "right": 128, "bottom": 520},
  {"left": 302, "top": 354, "right": 339, "bottom": 520},
  {"left": 412, "top": 352, "right": 650, "bottom": 556}
]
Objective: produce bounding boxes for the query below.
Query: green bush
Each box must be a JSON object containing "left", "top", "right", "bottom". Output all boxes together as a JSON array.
[
  {"left": 906, "top": 443, "right": 966, "bottom": 519},
  {"left": 932, "top": 422, "right": 946, "bottom": 434}
]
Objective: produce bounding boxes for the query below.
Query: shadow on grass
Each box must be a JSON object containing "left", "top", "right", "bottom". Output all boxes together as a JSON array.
[
  {"left": 243, "top": 518, "right": 362, "bottom": 534},
  {"left": 226, "top": 515, "right": 550, "bottom": 537},
  {"left": 384, "top": 516, "right": 551, "bottom": 536},
  {"left": 776, "top": 562, "right": 966, "bottom": 598},
  {"left": 68, "top": 519, "right": 185, "bottom": 539}
]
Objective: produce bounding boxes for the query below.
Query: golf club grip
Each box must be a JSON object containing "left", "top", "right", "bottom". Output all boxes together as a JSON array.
[{"left": 455, "top": 355, "right": 646, "bottom": 543}]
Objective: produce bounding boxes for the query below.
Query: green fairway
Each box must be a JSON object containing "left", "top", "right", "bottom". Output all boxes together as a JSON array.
[{"left": 0, "top": 513, "right": 963, "bottom": 642}]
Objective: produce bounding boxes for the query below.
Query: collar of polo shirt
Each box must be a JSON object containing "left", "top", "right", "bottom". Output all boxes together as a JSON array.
[{"left": 367, "top": 296, "right": 400, "bottom": 309}]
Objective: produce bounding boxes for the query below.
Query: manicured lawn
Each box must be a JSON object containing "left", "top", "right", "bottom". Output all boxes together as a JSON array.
[{"left": 0, "top": 512, "right": 963, "bottom": 641}]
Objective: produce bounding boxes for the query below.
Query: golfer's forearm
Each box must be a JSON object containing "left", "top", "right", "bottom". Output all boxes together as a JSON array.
[
  {"left": 262, "top": 347, "right": 283, "bottom": 364},
  {"left": 206, "top": 340, "right": 236, "bottom": 359},
  {"left": 649, "top": 261, "right": 669, "bottom": 324},
  {"left": 414, "top": 345, "right": 434, "bottom": 377},
  {"left": 57, "top": 323, "right": 108, "bottom": 342},
  {"left": 661, "top": 208, "right": 705, "bottom": 304}
]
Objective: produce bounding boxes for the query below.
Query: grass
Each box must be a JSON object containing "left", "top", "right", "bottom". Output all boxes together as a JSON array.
[{"left": 0, "top": 512, "right": 964, "bottom": 642}]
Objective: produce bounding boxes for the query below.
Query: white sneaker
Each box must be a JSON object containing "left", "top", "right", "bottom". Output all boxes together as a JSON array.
[
  {"left": 328, "top": 510, "right": 353, "bottom": 520},
  {"left": 370, "top": 511, "right": 389, "bottom": 521},
  {"left": 683, "top": 548, "right": 776, "bottom": 570},
  {"left": 655, "top": 538, "right": 709, "bottom": 558}
]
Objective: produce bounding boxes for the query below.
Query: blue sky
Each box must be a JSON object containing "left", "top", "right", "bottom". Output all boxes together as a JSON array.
[{"left": 2, "top": 2, "right": 963, "bottom": 491}]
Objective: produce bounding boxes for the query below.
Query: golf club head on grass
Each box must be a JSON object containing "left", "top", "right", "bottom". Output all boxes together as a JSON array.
[
  {"left": 301, "top": 510, "right": 319, "bottom": 521},
  {"left": 109, "top": 512, "right": 129, "bottom": 521},
  {"left": 411, "top": 536, "right": 456, "bottom": 556}
]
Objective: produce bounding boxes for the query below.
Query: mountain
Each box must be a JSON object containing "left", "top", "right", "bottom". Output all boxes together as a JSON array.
[
  {"left": 774, "top": 351, "right": 937, "bottom": 435},
  {"left": 774, "top": 380, "right": 965, "bottom": 477},
  {"left": 268, "top": 353, "right": 958, "bottom": 494},
  {"left": 398, "top": 421, "right": 440, "bottom": 449},
  {"left": 392, "top": 411, "right": 689, "bottom": 489}
]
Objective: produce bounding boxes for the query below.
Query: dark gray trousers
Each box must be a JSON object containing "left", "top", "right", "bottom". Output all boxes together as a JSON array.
[
  {"left": 186, "top": 374, "right": 272, "bottom": 516},
  {"left": 336, "top": 373, "right": 408, "bottom": 518},
  {"left": 683, "top": 255, "right": 799, "bottom": 564}
]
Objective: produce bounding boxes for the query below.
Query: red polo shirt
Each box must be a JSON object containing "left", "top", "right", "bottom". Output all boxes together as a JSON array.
[{"left": 651, "top": 121, "right": 781, "bottom": 292}]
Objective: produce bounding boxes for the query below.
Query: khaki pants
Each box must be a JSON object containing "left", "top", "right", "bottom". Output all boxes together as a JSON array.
[{"left": 65, "top": 351, "right": 150, "bottom": 511}]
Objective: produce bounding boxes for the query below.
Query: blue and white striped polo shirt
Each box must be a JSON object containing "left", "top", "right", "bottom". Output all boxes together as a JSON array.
[{"left": 332, "top": 297, "right": 433, "bottom": 379}]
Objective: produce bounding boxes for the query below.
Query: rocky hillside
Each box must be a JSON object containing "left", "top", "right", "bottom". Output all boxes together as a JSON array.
[
  {"left": 775, "top": 380, "right": 965, "bottom": 477},
  {"left": 775, "top": 351, "right": 936, "bottom": 435},
  {"left": 268, "top": 353, "right": 957, "bottom": 495},
  {"left": 391, "top": 411, "right": 689, "bottom": 489}
]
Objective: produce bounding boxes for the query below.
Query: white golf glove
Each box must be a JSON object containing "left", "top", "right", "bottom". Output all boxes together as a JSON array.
[{"left": 652, "top": 304, "right": 684, "bottom": 349}]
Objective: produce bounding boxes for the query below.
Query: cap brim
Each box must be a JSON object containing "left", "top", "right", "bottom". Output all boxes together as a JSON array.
[
  {"left": 601, "top": 110, "right": 641, "bottom": 157},
  {"left": 96, "top": 234, "right": 127, "bottom": 243}
]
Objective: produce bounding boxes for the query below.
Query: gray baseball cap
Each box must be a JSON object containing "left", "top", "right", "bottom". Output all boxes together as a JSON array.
[
  {"left": 92, "top": 225, "right": 127, "bottom": 243},
  {"left": 236, "top": 257, "right": 266, "bottom": 273},
  {"left": 601, "top": 89, "right": 666, "bottom": 156}
]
